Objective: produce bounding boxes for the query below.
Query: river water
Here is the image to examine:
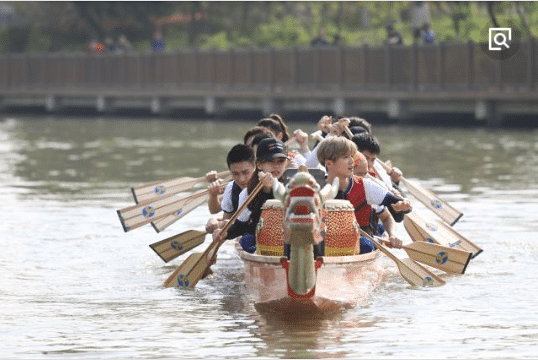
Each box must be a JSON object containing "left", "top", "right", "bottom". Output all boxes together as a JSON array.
[{"left": 1, "top": 115, "right": 537, "bottom": 359}]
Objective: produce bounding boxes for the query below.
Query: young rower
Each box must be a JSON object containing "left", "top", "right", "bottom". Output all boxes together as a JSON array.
[
  {"left": 205, "top": 144, "right": 256, "bottom": 232},
  {"left": 243, "top": 125, "right": 275, "bottom": 147},
  {"left": 316, "top": 136, "right": 411, "bottom": 252},
  {"left": 212, "top": 137, "right": 288, "bottom": 253},
  {"left": 257, "top": 115, "right": 307, "bottom": 167},
  {"left": 351, "top": 133, "right": 404, "bottom": 190}
]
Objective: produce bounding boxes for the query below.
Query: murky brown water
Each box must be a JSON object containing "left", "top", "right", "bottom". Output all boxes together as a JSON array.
[{"left": 1, "top": 116, "right": 537, "bottom": 359}]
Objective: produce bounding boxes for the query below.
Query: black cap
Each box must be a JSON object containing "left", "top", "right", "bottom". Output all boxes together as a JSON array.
[
  {"left": 349, "top": 125, "right": 368, "bottom": 136},
  {"left": 256, "top": 138, "right": 288, "bottom": 161}
]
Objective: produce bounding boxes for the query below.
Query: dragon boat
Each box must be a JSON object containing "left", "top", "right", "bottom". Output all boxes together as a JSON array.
[{"left": 235, "top": 167, "right": 382, "bottom": 316}]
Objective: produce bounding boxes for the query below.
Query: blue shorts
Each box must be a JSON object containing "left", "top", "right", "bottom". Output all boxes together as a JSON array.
[
  {"left": 359, "top": 236, "right": 376, "bottom": 254},
  {"left": 239, "top": 233, "right": 256, "bottom": 254},
  {"left": 375, "top": 223, "right": 385, "bottom": 237}
]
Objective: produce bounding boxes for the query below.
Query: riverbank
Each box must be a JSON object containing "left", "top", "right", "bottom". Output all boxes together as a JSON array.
[
  {"left": 2, "top": 104, "right": 538, "bottom": 128},
  {"left": 2, "top": 41, "right": 538, "bottom": 128}
]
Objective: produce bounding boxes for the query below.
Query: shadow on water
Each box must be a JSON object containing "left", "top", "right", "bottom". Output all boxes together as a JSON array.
[
  {"left": 252, "top": 309, "right": 346, "bottom": 359},
  {"left": 251, "top": 302, "right": 380, "bottom": 359}
]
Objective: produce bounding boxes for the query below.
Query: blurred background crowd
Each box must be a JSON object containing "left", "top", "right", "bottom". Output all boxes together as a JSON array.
[{"left": 0, "top": 1, "right": 536, "bottom": 55}]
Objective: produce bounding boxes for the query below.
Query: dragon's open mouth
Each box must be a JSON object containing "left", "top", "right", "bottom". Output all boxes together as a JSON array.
[{"left": 286, "top": 190, "right": 319, "bottom": 227}]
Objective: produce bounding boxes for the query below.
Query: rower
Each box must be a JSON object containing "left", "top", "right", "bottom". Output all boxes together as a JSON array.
[
  {"left": 205, "top": 144, "right": 255, "bottom": 233},
  {"left": 316, "top": 136, "right": 412, "bottom": 253}
]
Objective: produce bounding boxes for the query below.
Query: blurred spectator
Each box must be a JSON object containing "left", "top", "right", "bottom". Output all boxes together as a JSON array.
[
  {"left": 151, "top": 30, "right": 166, "bottom": 52},
  {"left": 411, "top": 1, "right": 431, "bottom": 43},
  {"left": 104, "top": 36, "right": 115, "bottom": 52},
  {"left": 310, "top": 29, "right": 328, "bottom": 47},
  {"left": 421, "top": 23, "right": 435, "bottom": 44},
  {"left": 115, "top": 35, "right": 133, "bottom": 53},
  {"left": 385, "top": 25, "right": 403, "bottom": 45},
  {"left": 86, "top": 39, "right": 104, "bottom": 53},
  {"left": 332, "top": 34, "right": 341, "bottom": 46}
]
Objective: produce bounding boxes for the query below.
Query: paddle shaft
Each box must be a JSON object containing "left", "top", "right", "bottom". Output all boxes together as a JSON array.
[
  {"left": 359, "top": 229, "right": 445, "bottom": 287},
  {"left": 375, "top": 159, "right": 463, "bottom": 226},
  {"left": 373, "top": 234, "right": 471, "bottom": 274},
  {"left": 367, "top": 173, "right": 473, "bottom": 272},
  {"left": 164, "top": 181, "right": 265, "bottom": 288},
  {"left": 132, "top": 170, "right": 230, "bottom": 203},
  {"left": 151, "top": 194, "right": 209, "bottom": 233},
  {"left": 118, "top": 180, "right": 229, "bottom": 232},
  {"left": 150, "top": 175, "right": 232, "bottom": 233},
  {"left": 149, "top": 230, "right": 207, "bottom": 263}
]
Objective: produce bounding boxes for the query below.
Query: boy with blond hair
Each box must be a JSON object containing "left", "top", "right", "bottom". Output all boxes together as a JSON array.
[{"left": 316, "top": 136, "right": 411, "bottom": 252}]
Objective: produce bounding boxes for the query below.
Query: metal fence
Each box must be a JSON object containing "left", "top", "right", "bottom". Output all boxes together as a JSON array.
[{"left": 0, "top": 40, "right": 536, "bottom": 93}]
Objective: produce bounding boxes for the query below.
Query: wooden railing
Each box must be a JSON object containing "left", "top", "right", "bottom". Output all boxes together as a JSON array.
[{"left": 0, "top": 40, "right": 536, "bottom": 94}]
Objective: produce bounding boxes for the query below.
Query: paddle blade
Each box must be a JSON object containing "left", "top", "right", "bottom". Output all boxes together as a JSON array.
[
  {"left": 133, "top": 177, "right": 198, "bottom": 204},
  {"left": 397, "top": 257, "right": 445, "bottom": 287},
  {"left": 133, "top": 170, "right": 230, "bottom": 204},
  {"left": 433, "top": 219, "right": 483, "bottom": 258},
  {"left": 149, "top": 230, "right": 207, "bottom": 263},
  {"left": 404, "top": 211, "right": 483, "bottom": 259},
  {"left": 151, "top": 194, "right": 209, "bottom": 233},
  {"left": 163, "top": 181, "right": 265, "bottom": 289},
  {"left": 117, "top": 188, "right": 209, "bottom": 232},
  {"left": 363, "top": 230, "right": 445, "bottom": 287},
  {"left": 403, "top": 241, "right": 472, "bottom": 274},
  {"left": 401, "top": 178, "right": 463, "bottom": 226},
  {"left": 164, "top": 239, "right": 220, "bottom": 288},
  {"left": 163, "top": 253, "right": 204, "bottom": 288}
]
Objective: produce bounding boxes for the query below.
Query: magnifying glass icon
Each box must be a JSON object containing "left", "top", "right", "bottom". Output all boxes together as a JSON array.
[{"left": 493, "top": 32, "right": 510, "bottom": 49}]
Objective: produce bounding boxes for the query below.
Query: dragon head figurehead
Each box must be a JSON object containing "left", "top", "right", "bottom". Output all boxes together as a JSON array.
[{"left": 274, "top": 166, "right": 339, "bottom": 297}]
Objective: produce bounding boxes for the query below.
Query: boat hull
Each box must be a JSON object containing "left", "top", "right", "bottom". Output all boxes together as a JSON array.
[{"left": 235, "top": 242, "right": 382, "bottom": 316}]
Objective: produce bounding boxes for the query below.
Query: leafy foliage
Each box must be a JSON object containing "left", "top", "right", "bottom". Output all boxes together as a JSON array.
[{"left": 4, "top": 1, "right": 538, "bottom": 54}]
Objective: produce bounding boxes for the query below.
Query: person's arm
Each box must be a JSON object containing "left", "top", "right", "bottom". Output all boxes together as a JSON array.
[
  {"left": 207, "top": 180, "right": 223, "bottom": 214},
  {"left": 293, "top": 129, "right": 310, "bottom": 154},
  {"left": 380, "top": 193, "right": 411, "bottom": 222},
  {"left": 205, "top": 170, "right": 220, "bottom": 182},
  {"left": 205, "top": 216, "right": 222, "bottom": 233},
  {"left": 213, "top": 188, "right": 251, "bottom": 240},
  {"left": 364, "top": 178, "right": 411, "bottom": 222}
]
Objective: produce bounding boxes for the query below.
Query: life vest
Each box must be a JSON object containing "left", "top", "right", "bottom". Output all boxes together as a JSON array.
[
  {"left": 231, "top": 181, "right": 242, "bottom": 213},
  {"left": 341, "top": 176, "right": 378, "bottom": 234}
]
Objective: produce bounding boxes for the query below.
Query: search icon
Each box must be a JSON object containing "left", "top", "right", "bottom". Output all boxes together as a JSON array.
[{"left": 489, "top": 28, "right": 511, "bottom": 50}]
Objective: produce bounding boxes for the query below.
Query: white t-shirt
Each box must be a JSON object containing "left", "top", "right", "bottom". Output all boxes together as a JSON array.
[
  {"left": 234, "top": 188, "right": 252, "bottom": 222},
  {"left": 220, "top": 181, "right": 236, "bottom": 214}
]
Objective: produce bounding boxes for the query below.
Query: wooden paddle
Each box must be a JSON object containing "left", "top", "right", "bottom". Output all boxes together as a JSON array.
[
  {"left": 149, "top": 175, "right": 232, "bottom": 233},
  {"left": 150, "top": 194, "right": 209, "bottom": 233},
  {"left": 365, "top": 172, "right": 475, "bottom": 269},
  {"left": 117, "top": 182, "right": 226, "bottom": 233},
  {"left": 359, "top": 229, "right": 445, "bottom": 287},
  {"left": 149, "top": 230, "right": 207, "bottom": 263},
  {"left": 373, "top": 235, "right": 471, "bottom": 274},
  {"left": 164, "top": 181, "right": 265, "bottom": 288},
  {"left": 375, "top": 159, "right": 463, "bottom": 226},
  {"left": 404, "top": 211, "right": 483, "bottom": 258},
  {"left": 132, "top": 170, "right": 230, "bottom": 203},
  {"left": 343, "top": 126, "right": 354, "bottom": 139}
]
